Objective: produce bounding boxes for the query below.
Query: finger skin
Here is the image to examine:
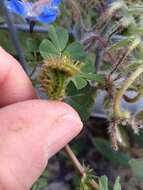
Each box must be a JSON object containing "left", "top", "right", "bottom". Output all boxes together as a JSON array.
[
  {"left": 0, "top": 100, "right": 83, "bottom": 190},
  {"left": 0, "top": 47, "right": 36, "bottom": 107}
]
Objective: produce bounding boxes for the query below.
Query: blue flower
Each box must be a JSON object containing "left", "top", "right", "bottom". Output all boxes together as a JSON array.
[{"left": 6, "top": 0, "right": 62, "bottom": 23}]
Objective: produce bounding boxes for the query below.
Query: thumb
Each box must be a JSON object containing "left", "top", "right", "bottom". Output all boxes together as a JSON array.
[{"left": 0, "top": 100, "right": 83, "bottom": 190}]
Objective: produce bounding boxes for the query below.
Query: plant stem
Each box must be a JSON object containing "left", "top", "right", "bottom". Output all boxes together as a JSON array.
[
  {"left": 64, "top": 145, "right": 100, "bottom": 190},
  {"left": 110, "top": 37, "right": 140, "bottom": 76},
  {"left": 114, "top": 64, "right": 143, "bottom": 119}
]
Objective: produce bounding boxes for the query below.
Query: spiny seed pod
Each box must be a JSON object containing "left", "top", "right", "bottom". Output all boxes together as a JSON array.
[{"left": 39, "top": 55, "right": 82, "bottom": 100}]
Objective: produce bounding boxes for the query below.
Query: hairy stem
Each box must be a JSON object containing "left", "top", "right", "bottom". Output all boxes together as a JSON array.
[
  {"left": 110, "top": 37, "right": 140, "bottom": 76},
  {"left": 114, "top": 64, "right": 143, "bottom": 119},
  {"left": 64, "top": 145, "right": 100, "bottom": 190}
]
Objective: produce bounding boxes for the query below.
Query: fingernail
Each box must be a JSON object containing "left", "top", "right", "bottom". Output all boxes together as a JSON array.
[{"left": 46, "top": 114, "right": 83, "bottom": 158}]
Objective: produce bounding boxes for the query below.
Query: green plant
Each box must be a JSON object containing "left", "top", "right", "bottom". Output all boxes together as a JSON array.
[{"left": 3, "top": 0, "right": 143, "bottom": 189}]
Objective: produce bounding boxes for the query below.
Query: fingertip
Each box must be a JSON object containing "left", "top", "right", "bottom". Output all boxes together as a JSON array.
[
  {"left": 47, "top": 113, "right": 83, "bottom": 158},
  {"left": 0, "top": 100, "right": 83, "bottom": 190}
]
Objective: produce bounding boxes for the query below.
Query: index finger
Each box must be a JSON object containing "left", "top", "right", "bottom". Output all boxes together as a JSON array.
[{"left": 0, "top": 47, "right": 36, "bottom": 107}]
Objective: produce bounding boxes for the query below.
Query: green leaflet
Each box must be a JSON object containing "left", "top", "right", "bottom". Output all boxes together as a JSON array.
[
  {"left": 99, "top": 176, "right": 121, "bottom": 190},
  {"left": 113, "top": 177, "right": 121, "bottom": 190},
  {"left": 48, "top": 25, "right": 69, "bottom": 52},
  {"left": 39, "top": 39, "right": 59, "bottom": 58},
  {"left": 99, "top": 176, "right": 109, "bottom": 190}
]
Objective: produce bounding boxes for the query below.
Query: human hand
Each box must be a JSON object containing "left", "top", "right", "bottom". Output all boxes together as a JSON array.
[{"left": 0, "top": 47, "right": 83, "bottom": 190}]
